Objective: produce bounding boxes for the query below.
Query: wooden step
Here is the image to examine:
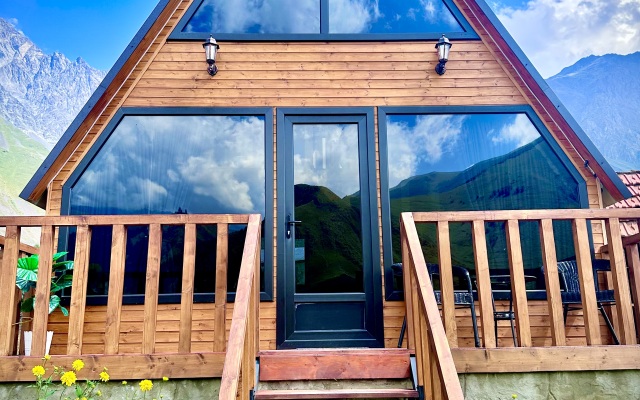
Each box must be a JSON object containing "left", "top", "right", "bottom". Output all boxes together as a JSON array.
[
  {"left": 253, "top": 388, "right": 420, "bottom": 399},
  {"left": 258, "top": 348, "right": 412, "bottom": 381}
]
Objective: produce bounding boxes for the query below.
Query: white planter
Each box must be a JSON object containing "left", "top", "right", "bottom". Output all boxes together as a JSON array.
[{"left": 23, "top": 331, "right": 53, "bottom": 356}]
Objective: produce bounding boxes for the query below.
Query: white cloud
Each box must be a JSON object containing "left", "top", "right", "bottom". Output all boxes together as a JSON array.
[
  {"left": 293, "top": 124, "right": 361, "bottom": 198},
  {"left": 492, "top": 114, "right": 539, "bottom": 147},
  {"left": 494, "top": 0, "right": 640, "bottom": 77},
  {"left": 386, "top": 115, "right": 466, "bottom": 187},
  {"left": 329, "top": 0, "right": 382, "bottom": 33}
]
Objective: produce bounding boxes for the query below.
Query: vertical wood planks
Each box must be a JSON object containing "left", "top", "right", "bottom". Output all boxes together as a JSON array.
[
  {"left": 105, "top": 225, "right": 127, "bottom": 354},
  {"left": 31, "top": 225, "right": 54, "bottom": 357},
  {"left": 0, "top": 226, "right": 21, "bottom": 356},
  {"left": 505, "top": 220, "right": 531, "bottom": 347},
  {"left": 67, "top": 225, "right": 92, "bottom": 355},
  {"left": 401, "top": 219, "right": 415, "bottom": 351},
  {"left": 472, "top": 220, "right": 496, "bottom": 348},
  {"left": 214, "top": 223, "right": 228, "bottom": 352},
  {"left": 572, "top": 219, "right": 601, "bottom": 345},
  {"left": 437, "top": 221, "right": 458, "bottom": 347},
  {"left": 179, "top": 223, "right": 197, "bottom": 353},
  {"left": 143, "top": 224, "right": 162, "bottom": 354},
  {"left": 604, "top": 218, "right": 637, "bottom": 344},
  {"left": 539, "top": 219, "right": 566, "bottom": 346},
  {"left": 624, "top": 243, "right": 640, "bottom": 341},
  {"left": 410, "top": 270, "right": 425, "bottom": 389}
]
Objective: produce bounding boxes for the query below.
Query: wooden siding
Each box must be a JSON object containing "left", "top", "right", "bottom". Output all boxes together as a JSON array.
[{"left": 39, "top": 0, "right": 611, "bottom": 352}]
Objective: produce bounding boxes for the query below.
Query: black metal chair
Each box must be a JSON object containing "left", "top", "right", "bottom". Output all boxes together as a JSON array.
[
  {"left": 396, "top": 263, "right": 481, "bottom": 348},
  {"left": 554, "top": 259, "right": 619, "bottom": 344}
]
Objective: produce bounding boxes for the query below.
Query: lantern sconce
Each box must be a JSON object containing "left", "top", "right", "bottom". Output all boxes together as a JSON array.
[
  {"left": 203, "top": 35, "right": 220, "bottom": 76},
  {"left": 435, "top": 34, "right": 452, "bottom": 75}
]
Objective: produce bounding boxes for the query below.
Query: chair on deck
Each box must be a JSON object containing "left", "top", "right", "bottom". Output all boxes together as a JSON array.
[
  {"left": 396, "top": 263, "right": 481, "bottom": 348},
  {"left": 554, "top": 259, "right": 619, "bottom": 344}
]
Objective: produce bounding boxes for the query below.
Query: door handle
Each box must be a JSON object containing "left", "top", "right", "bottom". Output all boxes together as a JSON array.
[{"left": 286, "top": 214, "right": 301, "bottom": 239}]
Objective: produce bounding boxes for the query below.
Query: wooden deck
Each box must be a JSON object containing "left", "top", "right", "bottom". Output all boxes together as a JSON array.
[{"left": 0, "top": 209, "right": 639, "bottom": 399}]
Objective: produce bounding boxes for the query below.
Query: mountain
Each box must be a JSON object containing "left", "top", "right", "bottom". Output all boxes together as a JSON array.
[
  {"left": 0, "top": 17, "right": 105, "bottom": 146},
  {"left": 547, "top": 52, "right": 640, "bottom": 171}
]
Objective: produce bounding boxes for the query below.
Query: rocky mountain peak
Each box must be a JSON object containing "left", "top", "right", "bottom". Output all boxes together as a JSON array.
[{"left": 0, "top": 17, "right": 106, "bottom": 147}]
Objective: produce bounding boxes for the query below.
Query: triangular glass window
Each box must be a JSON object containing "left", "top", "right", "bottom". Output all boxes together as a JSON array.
[{"left": 175, "top": 0, "right": 474, "bottom": 38}]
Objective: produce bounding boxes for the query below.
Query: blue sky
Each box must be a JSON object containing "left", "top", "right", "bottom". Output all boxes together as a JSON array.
[{"left": 0, "top": 0, "right": 639, "bottom": 76}]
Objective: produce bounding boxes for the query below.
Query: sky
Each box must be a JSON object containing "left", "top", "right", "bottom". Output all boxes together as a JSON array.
[{"left": 0, "top": 0, "right": 639, "bottom": 75}]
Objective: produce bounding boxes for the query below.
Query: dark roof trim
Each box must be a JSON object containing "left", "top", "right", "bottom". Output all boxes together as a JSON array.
[
  {"left": 169, "top": 0, "right": 479, "bottom": 41},
  {"left": 20, "top": 0, "right": 173, "bottom": 205},
  {"left": 473, "top": 0, "right": 631, "bottom": 200}
]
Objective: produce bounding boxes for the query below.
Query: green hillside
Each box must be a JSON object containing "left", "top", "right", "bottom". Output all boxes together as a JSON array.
[{"left": 0, "top": 117, "right": 48, "bottom": 242}]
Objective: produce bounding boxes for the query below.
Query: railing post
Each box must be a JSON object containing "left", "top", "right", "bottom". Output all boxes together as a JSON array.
[
  {"left": 604, "top": 218, "right": 637, "bottom": 344},
  {"left": 472, "top": 220, "right": 496, "bottom": 348},
  {"left": 142, "top": 224, "right": 162, "bottom": 354},
  {"left": 539, "top": 219, "right": 566, "bottom": 346},
  {"left": 506, "top": 220, "right": 532, "bottom": 347},
  {"left": 437, "top": 221, "right": 458, "bottom": 347},
  {"left": 214, "top": 223, "right": 228, "bottom": 352},
  {"left": 179, "top": 223, "right": 197, "bottom": 353},
  {"left": 401, "top": 223, "right": 415, "bottom": 351},
  {"left": 67, "top": 225, "right": 92, "bottom": 355},
  {"left": 572, "top": 219, "right": 601, "bottom": 345},
  {"left": 105, "top": 225, "right": 127, "bottom": 355},
  {"left": 0, "top": 226, "right": 21, "bottom": 356},
  {"left": 624, "top": 243, "right": 640, "bottom": 341},
  {"left": 31, "top": 225, "right": 54, "bottom": 357}
]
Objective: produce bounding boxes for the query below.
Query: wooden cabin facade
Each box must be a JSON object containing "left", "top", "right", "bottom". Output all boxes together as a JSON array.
[{"left": 2, "top": 0, "right": 640, "bottom": 398}]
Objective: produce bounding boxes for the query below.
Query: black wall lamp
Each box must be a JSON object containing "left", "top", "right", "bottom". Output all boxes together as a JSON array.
[
  {"left": 203, "top": 35, "right": 220, "bottom": 76},
  {"left": 435, "top": 34, "right": 452, "bottom": 75}
]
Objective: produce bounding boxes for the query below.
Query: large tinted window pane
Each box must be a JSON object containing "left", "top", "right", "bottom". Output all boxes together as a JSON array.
[
  {"left": 385, "top": 113, "right": 581, "bottom": 290},
  {"left": 69, "top": 115, "right": 266, "bottom": 298},
  {"left": 183, "top": 0, "right": 320, "bottom": 34},
  {"left": 329, "top": 0, "right": 464, "bottom": 34}
]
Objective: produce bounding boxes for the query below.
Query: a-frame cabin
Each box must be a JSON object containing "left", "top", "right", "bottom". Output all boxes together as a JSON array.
[{"left": 1, "top": 0, "right": 639, "bottom": 398}]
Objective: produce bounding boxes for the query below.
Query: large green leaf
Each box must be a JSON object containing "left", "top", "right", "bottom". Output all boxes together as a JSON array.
[
  {"left": 16, "top": 255, "right": 39, "bottom": 292},
  {"left": 48, "top": 295, "right": 61, "bottom": 314},
  {"left": 20, "top": 296, "right": 34, "bottom": 313},
  {"left": 52, "top": 260, "right": 74, "bottom": 272},
  {"left": 52, "top": 252, "right": 68, "bottom": 262}
]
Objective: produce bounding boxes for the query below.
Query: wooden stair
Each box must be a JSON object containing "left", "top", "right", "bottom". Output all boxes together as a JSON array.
[{"left": 253, "top": 348, "right": 420, "bottom": 399}]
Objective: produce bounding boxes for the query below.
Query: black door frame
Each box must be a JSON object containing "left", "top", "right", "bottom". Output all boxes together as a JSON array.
[{"left": 275, "top": 107, "right": 383, "bottom": 348}]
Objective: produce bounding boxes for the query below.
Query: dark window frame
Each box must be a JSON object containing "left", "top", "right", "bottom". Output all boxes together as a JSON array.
[
  {"left": 60, "top": 107, "right": 274, "bottom": 305},
  {"left": 168, "top": 0, "right": 479, "bottom": 41},
  {"left": 378, "top": 105, "right": 590, "bottom": 301}
]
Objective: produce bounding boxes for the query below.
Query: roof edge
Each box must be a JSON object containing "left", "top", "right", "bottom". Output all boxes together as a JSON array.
[
  {"left": 20, "top": 0, "right": 173, "bottom": 206},
  {"left": 473, "top": 0, "right": 631, "bottom": 200}
]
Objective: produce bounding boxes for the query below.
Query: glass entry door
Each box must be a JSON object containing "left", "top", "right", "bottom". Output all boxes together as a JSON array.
[{"left": 276, "top": 108, "right": 383, "bottom": 348}]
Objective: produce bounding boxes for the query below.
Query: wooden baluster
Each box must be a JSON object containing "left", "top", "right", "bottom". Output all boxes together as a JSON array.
[
  {"left": 572, "top": 219, "right": 601, "bottom": 345},
  {"left": 410, "top": 269, "right": 426, "bottom": 393},
  {"left": 604, "top": 218, "right": 637, "bottom": 344},
  {"left": 401, "top": 220, "right": 415, "bottom": 350},
  {"left": 429, "top": 338, "right": 443, "bottom": 400},
  {"left": 437, "top": 221, "right": 457, "bottom": 347},
  {"left": 179, "top": 224, "right": 197, "bottom": 353},
  {"left": 67, "top": 225, "right": 92, "bottom": 355},
  {"left": 624, "top": 243, "right": 640, "bottom": 341},
  {"left": 0, "top": 226, "right": 21, "bottom": 356},
  {"left": 472, "top": 220, "right": 496, "bottom": 348},
  {"left": 506, "top": 220, "right": 531, "bottom": 347},
  {"left": 142, "top": 224, "right": 162, "bottom": 354},
  {"left": 539, "top": 219, "right": 566, "bottom": 346},
  {"left": 105, "top": 225, "right": 127, "bottom": 355},
  {"left": 214, "top": 223, "right": 228, "bottom": 352},
  {"left": 31, "top": 225, "right": 54, "bottom": 357}
]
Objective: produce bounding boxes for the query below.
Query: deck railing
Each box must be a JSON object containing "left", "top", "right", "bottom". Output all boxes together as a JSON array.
[
  {"left": 403, "top": 209, "right": 640, "bottom": 348},
  {"left": 0, "top": 214, "right": 262, "bottom": 383},
  {"left": 219, "top": 214, "right": 261, "bottom": 399},
  {"left": 401, "top": 213, "right": 465, "bottom": 400}
]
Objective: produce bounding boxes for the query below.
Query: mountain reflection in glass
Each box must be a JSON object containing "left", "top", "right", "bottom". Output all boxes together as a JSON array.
[
  {"left": 385, "top": 113, "right": 581, "bottom": 291},
  {"left": 68, "top": 115, "right": 266, "bottom": 297},
  {"left": 183, "top": 0, "right": 320, "bottom": 33},
  {"left": 329, "top": 0, "right": 463, "bottom": 33},
  {"left": 293, "top": 123, "right": 364, "bottom": 293}
]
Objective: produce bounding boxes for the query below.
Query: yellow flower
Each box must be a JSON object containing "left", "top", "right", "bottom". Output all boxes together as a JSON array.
[
  {"left": 162, "top": 376, "right": 168, "bottom": 381},
  {"left": 139, "top": 379, "right": 153, "bottom": 392},
  {"left": 43, "top": 354, "right": 51, "bottom": 361},
  {"left": 512, "top": 395, "right": 518, "bottom": 399},
  {"left": 96, "top": 391, "right": 102, "bottom": 397},
  {"left": 72, "top": 359, "right": 84, "bottom": 372},
  {"left": 99, "top": 371, "right": 110, "bottom": 382},
  {"left": 32, "top": 365, "right": 45, "bottom": 377},
  {"left": 122, "top": 380, "right": 127, "bottom": 385},
  {"left": 61, "top": 371, "right": 77, "bottom": 386}
]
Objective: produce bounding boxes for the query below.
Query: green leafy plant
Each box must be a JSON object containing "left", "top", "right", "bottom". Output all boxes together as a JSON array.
[{"left": 16, "top": 252, "right": 75, "bottom": 316}]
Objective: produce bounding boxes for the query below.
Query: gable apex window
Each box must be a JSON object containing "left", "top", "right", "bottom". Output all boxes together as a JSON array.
[{"left": 171, "top": 0, "right": 478, "bottom": 40}]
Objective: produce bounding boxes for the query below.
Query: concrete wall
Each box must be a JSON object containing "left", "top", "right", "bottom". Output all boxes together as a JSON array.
[{"left": 461, "top": 371, "right": 640, "bottom": 399}]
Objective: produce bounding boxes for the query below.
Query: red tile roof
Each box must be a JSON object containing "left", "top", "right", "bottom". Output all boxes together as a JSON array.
[{"left": 607, "top": 172, "right": 640, "bottom": 236}]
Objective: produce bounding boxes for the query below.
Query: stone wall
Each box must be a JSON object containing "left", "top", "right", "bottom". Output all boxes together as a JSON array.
[{"left": 461, "top": 371, "right": 640, "bottom": 399}]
